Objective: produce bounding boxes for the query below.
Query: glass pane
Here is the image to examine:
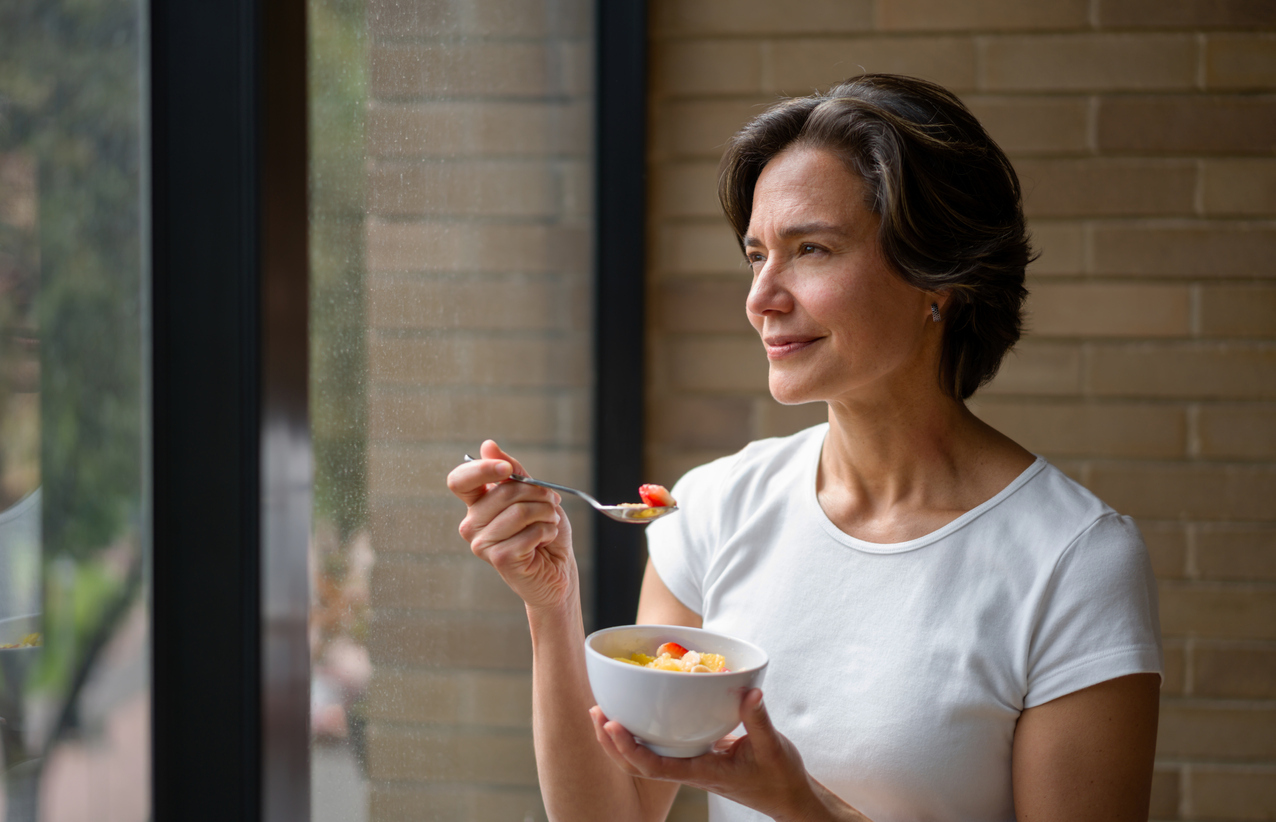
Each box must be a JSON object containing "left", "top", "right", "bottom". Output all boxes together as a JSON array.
[
  {"left": 308, "top": 1, "right": 595, "bottom": 819},
  {"left": 0, "top": 1, "right": 149, "bottom": 820}
]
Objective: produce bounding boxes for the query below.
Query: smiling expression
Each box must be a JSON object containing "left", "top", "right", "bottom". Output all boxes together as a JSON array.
[{"left": 744, "top": 147, "right": 942, "bottom": 406}]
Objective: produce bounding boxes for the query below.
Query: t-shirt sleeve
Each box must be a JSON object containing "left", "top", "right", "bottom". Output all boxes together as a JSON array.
[
  {"left": 1024, "top": 513, "right": 1163, "bottom": 708},
  {"left": 643, "top": 457, "right": 731, "bottom": 616}
]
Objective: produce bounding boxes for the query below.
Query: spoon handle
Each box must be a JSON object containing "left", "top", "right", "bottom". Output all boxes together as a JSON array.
[
  {"left": 461, "top": 454, "right": 675, "bottom": 524},
  {"left": 462, "top": 455, "right": 604, "bottom": 509},
  {"left": 508, "top": 474, "right": 604, "bottom": 508}
]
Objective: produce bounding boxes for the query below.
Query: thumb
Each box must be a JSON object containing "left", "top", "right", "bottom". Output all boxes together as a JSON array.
[{"left": 739, "top": 688, "right": 777, "bottom": 746}]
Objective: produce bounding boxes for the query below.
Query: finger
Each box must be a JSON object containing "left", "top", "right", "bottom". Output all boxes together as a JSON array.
[
  {"left": 589, "top": 708, "right": 638, "bottom": 774},
  {"left": 738, "top": 689, "right": 779, "bottom": 755},
  {"left": 603, "top": 720, "right": 696, "bottom": 783},
  {"left": 710, "top": 734, "right": 741, "bottom": 754},
  {"left": 478, "top": 497, "right": 561, "bottom": 544},
  {"left": 479, "top": 439, "right": 529, "bottom": 478},
  {"left": 475, "top": 475, "right": 561, "bottom": 511},
  {"left": 459, "top": 484, "right": 560, "bottom": 544},
  {"left": 478, "top": 528, "right": 564, "bottom": 580},
  {"left": 464, "top": 480, "right": 559, "bottom": 529},
  {"left": 447, "top": 456, "right": 515, "bottom": 507},
  {"left": 470, "top": 505, "right": 560, "bottom": 562}
]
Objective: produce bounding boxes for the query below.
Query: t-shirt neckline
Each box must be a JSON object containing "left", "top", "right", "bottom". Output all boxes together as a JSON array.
[{"left": 804, "top": 424, "right": 1047, "bottom": 555}]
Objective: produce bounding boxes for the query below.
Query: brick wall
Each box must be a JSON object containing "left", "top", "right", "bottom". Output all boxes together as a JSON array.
[
  {"left": 647, "top": 2, "right": 1276, "bottom": 820},
  {"left": 360, "top": 1, "right": 592, "bottom": 819}
]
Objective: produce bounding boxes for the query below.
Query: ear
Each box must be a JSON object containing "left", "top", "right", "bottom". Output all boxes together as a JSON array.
[{"left": 925, "top": 290, "right": 953, "bottom": 323}]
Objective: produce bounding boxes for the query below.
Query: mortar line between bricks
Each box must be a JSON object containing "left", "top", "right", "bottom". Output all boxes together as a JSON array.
[
  {"left": 1181, "top": 762, "right": 1193, "bottom": 819},
  {"left": 366, "top": 93, "right": 585, "bottom": 106},
  {"left": 366, "top": 152, "right": 596, "bottom": 162},
  {"left": 1159, "top": 697, "right": 1276, "bottom": 712},
  {"left": 368, "top": 662, "right": 534, "bottom": 675},
  {"left": 1187, "top": 403, "right": 1202, "bottom": 459},
  {"left": 974, "top": 35, "right": 987, "bottom": 92},
  {"left": 1158, "top": 577, "right": 1276, "bottom": 591},
  {"left": 1152, "top": 762, "right": 1276, "bottom": 773},
  {"left": 372, "top": 606, "right": 543, "bottom": 618},
  {"left": 1080, "top": 456, "right": 1276, "bottom": 470},
  {"left": 1184, "top": 635, "right": 1196, "bottom": 695},
  {"left": 1185, "top": 521, "right": 1200, "bottom": 581},
  {"left": 646, "top": 27, "right": 1225, "bottom": 42},
  {"left": 364, "top": 720, "right": 537, "bottom": 736},
  {"left": 364, "top": 212, "right": 593, "bottom": 226},
  {"left": 1153, "top": 758, "right": 1276, "bottom": 772}
]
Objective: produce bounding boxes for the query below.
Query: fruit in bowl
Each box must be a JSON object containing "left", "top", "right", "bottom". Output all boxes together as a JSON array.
[{"left": 584, "top": 624, "right": 768, "bottom": 758}]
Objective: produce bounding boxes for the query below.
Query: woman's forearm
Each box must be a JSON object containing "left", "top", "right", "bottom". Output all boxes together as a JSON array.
[
  {"left": 776, "top": 775, "right": 873, "bottom": 822},
  {"left": 527, "top": 600, "right": 671, "bottom": 822}
]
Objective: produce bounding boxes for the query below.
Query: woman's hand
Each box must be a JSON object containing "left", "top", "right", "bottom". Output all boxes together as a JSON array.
[
  {"left": 590, "top": 689, "right": 869, "bottom": 822},
  {"left": 447, "top": 439, "right": 577, "bottom": 612}
]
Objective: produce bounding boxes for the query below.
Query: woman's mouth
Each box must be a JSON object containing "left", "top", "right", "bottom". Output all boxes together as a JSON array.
[{"left": 762, "top": 336, "right": 820, "bottom": 359}]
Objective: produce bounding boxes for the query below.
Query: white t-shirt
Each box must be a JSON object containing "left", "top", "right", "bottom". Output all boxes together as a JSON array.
[{"left": 646, "top": 424, "right": 1162, "bottom": 822}]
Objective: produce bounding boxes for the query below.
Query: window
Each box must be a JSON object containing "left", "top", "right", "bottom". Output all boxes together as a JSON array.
[
  {"left": 308, "top": 1, "right": 604, "bottom": 818},
  {"left": 0, "top": 1, "right": 149, "bottom": 817}
]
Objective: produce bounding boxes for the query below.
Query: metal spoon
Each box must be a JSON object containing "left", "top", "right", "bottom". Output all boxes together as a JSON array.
[{"left": 463, "top": 455, "right": 678, "bottom": 524}]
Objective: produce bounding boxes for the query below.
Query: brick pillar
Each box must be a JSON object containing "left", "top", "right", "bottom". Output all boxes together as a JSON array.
[
  {"left": 647, "top": 2, "right": 1276, "bottom": 819},
  {"left": 361, "top": 1, "right": 593, "bottom": 819}
]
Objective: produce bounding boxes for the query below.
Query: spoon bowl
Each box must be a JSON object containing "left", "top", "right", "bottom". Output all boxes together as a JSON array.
[{"left": 462, "top": 455, "right": 678, "bottom": 525}]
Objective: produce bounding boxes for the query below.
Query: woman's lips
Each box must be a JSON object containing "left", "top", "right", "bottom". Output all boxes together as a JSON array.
[{"left": 763, "top": 336, "right": 820, "bottom": 359}]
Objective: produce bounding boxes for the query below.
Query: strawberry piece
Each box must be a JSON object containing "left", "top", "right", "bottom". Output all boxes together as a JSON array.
[
  {"left": 638, "top": 484, "right": 676, "bottom": 507},
  {"left": 657, "top": 642, "right": 688, "bottom": 660}
]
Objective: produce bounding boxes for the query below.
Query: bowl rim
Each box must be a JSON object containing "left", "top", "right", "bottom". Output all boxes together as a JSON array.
[{"left": 584, "top": 623, "right": 768, "bottom": 677}]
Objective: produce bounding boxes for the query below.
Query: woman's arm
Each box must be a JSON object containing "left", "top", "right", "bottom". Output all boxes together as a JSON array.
[
  {"left": 527, "top": 561, "right": 697, "bottom": 822},
  {"left": 1012, "top": 673, "right": 1161, "bottom": 822},
  {"left": 447, "top": 443, "right": 689, "bottom": 822}
]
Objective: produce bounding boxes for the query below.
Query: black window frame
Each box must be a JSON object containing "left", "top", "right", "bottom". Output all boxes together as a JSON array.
[
  {"left": 150, "top": 0, "right": 309, "bottom": 818},
  {"left": 149, "top": 0, "right": 649, "bottom": 814},
  {"left": 593, "top": 0, "right": 650, "bottom": 630}
]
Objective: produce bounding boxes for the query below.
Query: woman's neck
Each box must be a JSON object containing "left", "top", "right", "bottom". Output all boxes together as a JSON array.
[{"left": 817, "top": 387, "right": 1033, "bottom": 542}]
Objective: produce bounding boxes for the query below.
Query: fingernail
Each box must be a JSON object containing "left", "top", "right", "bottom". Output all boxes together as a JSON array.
[{"left": 496, "top": 461, "right": 512, "bottom": 476}]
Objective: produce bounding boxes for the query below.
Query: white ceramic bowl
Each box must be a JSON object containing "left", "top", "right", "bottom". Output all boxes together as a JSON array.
[{"left": 585, "top": 624, "right": 768, "bottom": 758}]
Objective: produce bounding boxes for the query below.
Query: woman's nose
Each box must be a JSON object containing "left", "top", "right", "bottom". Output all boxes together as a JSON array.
[{"left": 746, "top": 259, "right": 791, "bottom": 316}]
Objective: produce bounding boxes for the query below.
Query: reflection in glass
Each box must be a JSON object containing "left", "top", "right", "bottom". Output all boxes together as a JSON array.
[
  {"left": 309, "top": 0, "right": 371, "bottom": 819},
  {"left": 308, "top": 1, "right": 597, "bottom": 819},
  {"left": 0, "top": 1, "right": 149, "bottom": 819}
]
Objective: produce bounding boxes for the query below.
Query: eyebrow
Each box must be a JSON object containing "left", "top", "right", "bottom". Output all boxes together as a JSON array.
[{"left": 742, "top": 221, "right": 852, "bottom": 247}]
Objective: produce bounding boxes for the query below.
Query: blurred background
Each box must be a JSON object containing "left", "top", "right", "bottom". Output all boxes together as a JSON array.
[{"left": 0, "top": 0, "right": 1272, "bottom": 820}]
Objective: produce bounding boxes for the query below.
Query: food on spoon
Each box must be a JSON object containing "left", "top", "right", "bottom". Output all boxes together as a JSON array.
[
  {"left": 613, "top": 483, "right": 677, "bottom": 516},
  {"left": 613, "top": 644, "right": 727, "bottom": 673},
  {"left": 638, "top": 484, "right": 676, "bottom": 507}
]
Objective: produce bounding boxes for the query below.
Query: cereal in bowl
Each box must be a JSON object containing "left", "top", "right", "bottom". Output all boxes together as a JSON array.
[{"left": 613, "top": 641, "right": 727, "bottom": 673}]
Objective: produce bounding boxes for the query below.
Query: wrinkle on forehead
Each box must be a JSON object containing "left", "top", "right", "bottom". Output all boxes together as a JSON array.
[
  {"left": 746, "top": 148, "right": 877, "bottom": 246},
  {"left": 743, "top": 221, "right": 854, "bottom": 249}
]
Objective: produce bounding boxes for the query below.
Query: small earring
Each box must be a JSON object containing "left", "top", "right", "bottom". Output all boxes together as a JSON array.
[{"left": 931, "top": 303, "right": 942, "bottom": 322}]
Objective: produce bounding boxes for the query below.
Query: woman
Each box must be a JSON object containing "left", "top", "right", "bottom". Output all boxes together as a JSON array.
[{"left": 447, "top": 74, "right": 1162, "bottom": 822}]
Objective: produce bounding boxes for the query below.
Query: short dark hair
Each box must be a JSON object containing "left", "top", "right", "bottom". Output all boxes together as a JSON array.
[{"left": 719, "top": 73, "right": 1033, "bottom": 400}]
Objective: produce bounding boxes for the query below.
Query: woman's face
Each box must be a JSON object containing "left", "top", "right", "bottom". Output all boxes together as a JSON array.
[{"left": 744, "top": 147, "right": 940, "bottom": 407}]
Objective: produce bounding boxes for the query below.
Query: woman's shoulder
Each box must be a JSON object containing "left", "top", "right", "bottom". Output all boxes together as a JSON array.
[
  {"left": 646, "top": 424, "right": 828, "bottom": 594},
  {"left": 996, "top": 458, "right": 1144, "bottom": 559},
  {"left": 1018, "top": 460, "right": 1120, "bottom": 519},
  {"left": 672, "top": 422, "right": 827, "bottom": 497}
]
